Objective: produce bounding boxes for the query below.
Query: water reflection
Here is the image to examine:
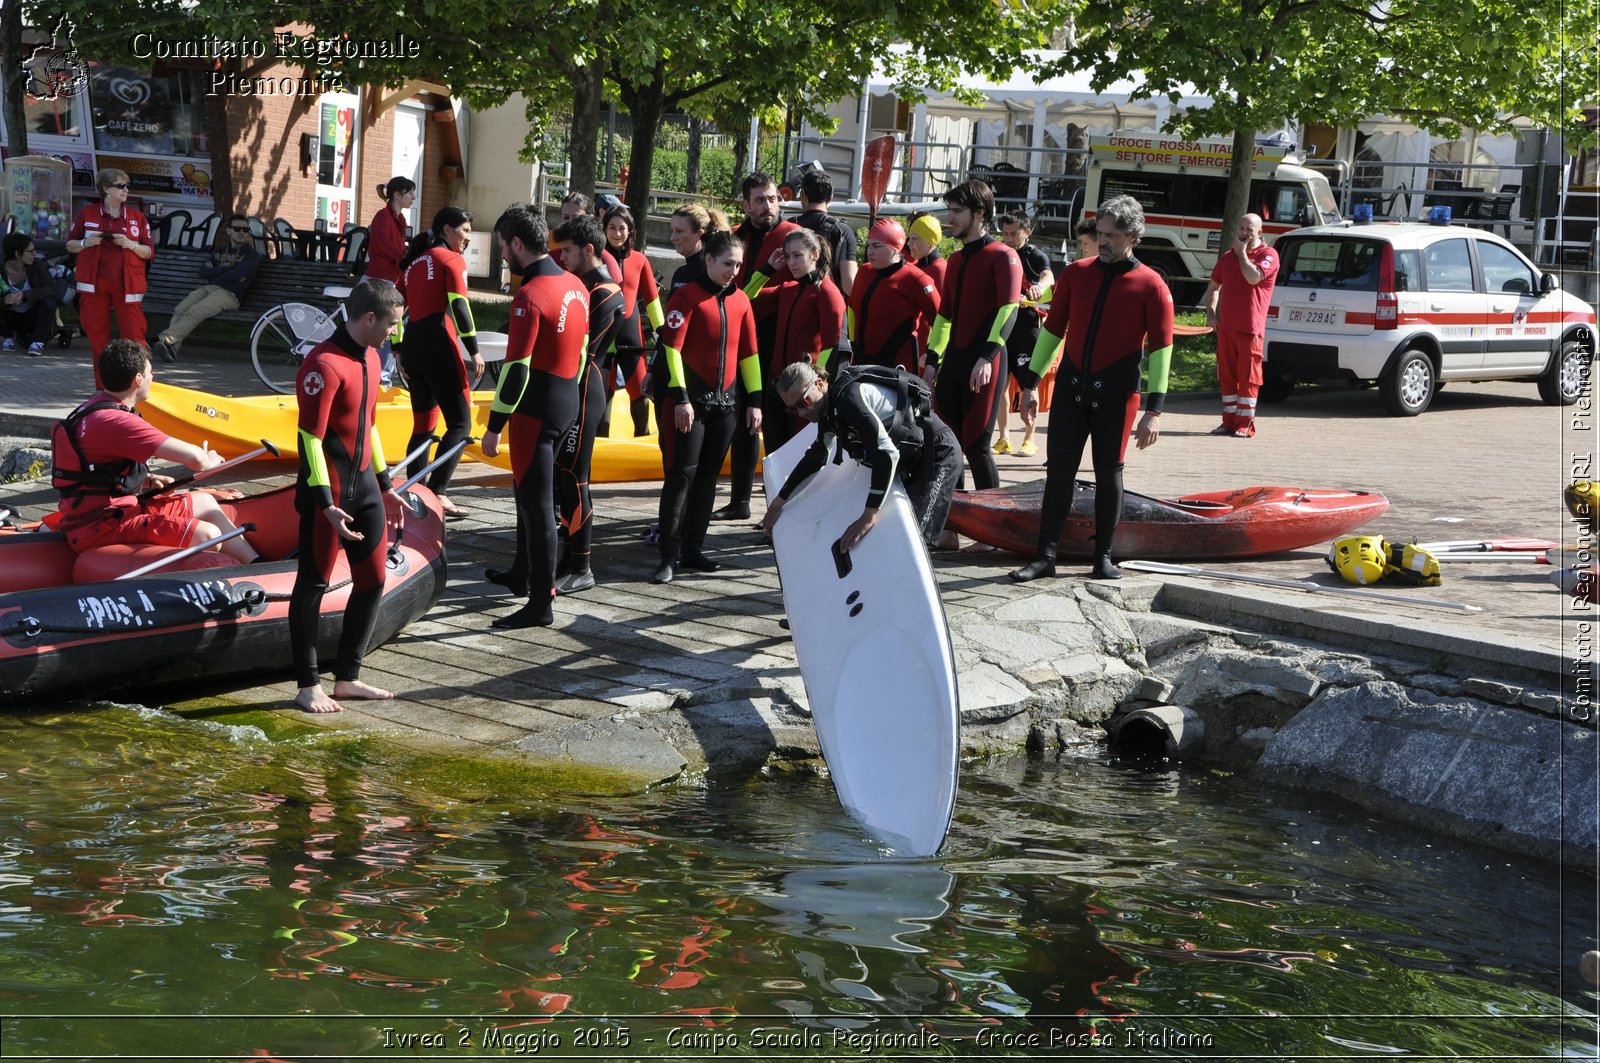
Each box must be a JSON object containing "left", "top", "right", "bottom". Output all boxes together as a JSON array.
[{"left": 0, "top": 704, "right": 1592, "bottom": 1060}]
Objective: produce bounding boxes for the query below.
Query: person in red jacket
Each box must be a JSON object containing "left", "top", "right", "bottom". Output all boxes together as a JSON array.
[
  {"left": 66, "top": 169, "right": 154, "bottom": 386},
  {"left": 653, "top": 229, "right": 763, "bottom": 584},
  {"left": 397, "top": 206, "right": 482, "bottom": 517},
  {"left": 52, "top": 338, "right": 255, "bottom": 561},
  {"left": 754, "top": 228, "right": 844, "bottom": 452},
  {"left": 716, "top": 172, "right": 799, "bottom": 522},
  {"left": 480, "top": 205, "right": 589, "bottom": 629},
  {"left": 848, "top": 218, "right": 940, "bottom": 376},
  {"left": 362, "top": 176, "right": 414, "bottom": 388}
]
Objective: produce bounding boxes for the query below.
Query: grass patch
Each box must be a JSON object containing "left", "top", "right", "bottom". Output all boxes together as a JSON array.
[{"left": 1168, "top": 310, "right": 1218, "bottom": 394}]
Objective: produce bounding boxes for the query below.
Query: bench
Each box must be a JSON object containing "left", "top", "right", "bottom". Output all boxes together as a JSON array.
[{"left": 142, "top": 250, "right": 357, "bottom": 324}]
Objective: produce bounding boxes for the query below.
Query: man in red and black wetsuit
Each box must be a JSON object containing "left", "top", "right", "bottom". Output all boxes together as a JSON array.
[
  {"left": 552, "top": 215, "right": 627, "bottom": 593},
  {"left": 924, "top": 179, "right": 1023, "bottom": 491},
  {"left": 291, "top": 279, "right": 408, "bottom": 714},
  {"left": 715, "top": 172, "right": 799, "bottom": 522},
  {"left": 481, "top": 205, "right": 588, "bottom": 629},
  {"left": 1010, "top": 195, "right": 1174, "bottom": 583}
]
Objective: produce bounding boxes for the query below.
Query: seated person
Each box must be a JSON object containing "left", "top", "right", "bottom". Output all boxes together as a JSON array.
[
  {"left": 0, "top": 232, "right": 60, "bottom": 356},
  {"left": 150, "top": 214, "right": 261, "bottom": 363},
  {"left": 51, "top": 339, "right": 259, "bottom": 563}
]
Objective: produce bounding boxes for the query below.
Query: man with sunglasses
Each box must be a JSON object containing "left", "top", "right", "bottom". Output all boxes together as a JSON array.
[
  {"left": 150, "top": 214, "right": 260, "bottom": 364},
  {"left": 67, "top": 168, "right": 154, "bottom": 386},
  {"left": 761, "top": 359, "right": 962, "bottom": 553}
]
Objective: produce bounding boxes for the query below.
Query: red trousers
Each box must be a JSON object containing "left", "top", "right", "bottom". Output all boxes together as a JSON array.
[
  {"left": 1216, "top": 329, "right": 1264, "bottom": 434},
  {"left": 79, "top": 286, "right": 148, "bottom": 388}
]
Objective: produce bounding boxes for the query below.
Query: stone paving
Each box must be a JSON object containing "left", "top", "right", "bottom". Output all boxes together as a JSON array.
[{"left": 0, "top": 335, "right": 1588, "bottom": 785}]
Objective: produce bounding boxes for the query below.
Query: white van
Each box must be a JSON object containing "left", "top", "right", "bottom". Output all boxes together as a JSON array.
[{"left": 1084, "top": 135, "right": 1342, "bottom": 302}]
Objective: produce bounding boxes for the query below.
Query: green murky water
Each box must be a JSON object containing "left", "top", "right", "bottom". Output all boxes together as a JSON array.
[{"left": 0, "top": 703, "right": 1594, "bottom": 1060}]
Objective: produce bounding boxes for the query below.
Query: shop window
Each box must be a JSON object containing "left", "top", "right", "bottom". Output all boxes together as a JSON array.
[{"left": 88, "top": 63, "right": 208, "bottom": 157}]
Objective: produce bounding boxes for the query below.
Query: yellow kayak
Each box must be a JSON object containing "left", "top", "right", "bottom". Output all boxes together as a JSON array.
[{"left": 143, "top": 381, "right": 678, "bottom": 483}]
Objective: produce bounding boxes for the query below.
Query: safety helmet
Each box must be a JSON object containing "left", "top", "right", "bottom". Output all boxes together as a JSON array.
[
  {"left": 1328, "top": 535, "right": 1387, "bottom": 586},
  {"left": 1384, "top": 542, "right": 1442, "bottom": 587},
  {"left": 1566, "top": 481, "right": 1600, "bottom": 531}
]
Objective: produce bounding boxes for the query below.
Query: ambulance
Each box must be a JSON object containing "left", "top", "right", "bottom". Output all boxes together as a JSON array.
[{"left": 1083, "top": 135, "right": 1342, "bottom": 302}]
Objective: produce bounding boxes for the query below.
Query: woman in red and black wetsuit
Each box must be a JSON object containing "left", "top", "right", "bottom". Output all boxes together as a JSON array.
[
  {"left": 652, "top": 229, "right": 763, "bottom": 585},
  {"left": 603, "top": 205, "right": 662, "bottom": 437},
  {"left": 848, "top": 218, "right": 941, "bottom": 375},
  {"left": 757, "top": 228, "right": 845, "bottom": 453},
  {"left": 397, "top": 207, "right": 481, "bottom": 517}
]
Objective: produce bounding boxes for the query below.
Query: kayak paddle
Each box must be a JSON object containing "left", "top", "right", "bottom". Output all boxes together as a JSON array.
[
  {"left": 1120, "top": 559, "right": 1483, "bottom": 612},
  {"left": 139, "top": 439, "right": 282, "bottom": 499},
  {"left": 115, "top": 523, "right": 256, "bottom": 581}
]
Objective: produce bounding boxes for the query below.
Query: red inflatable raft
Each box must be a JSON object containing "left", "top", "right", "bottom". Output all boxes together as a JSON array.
[
  {"left": 947, "top": 481, "right": 1389, "bottom": 560},
  {"left": 0, "top": 485, "right": 445, "bottom": 706}
]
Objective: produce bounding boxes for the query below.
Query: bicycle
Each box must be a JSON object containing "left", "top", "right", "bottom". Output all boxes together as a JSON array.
[{"left": 249, "top": 284, "right": 350, "bottom": 393}]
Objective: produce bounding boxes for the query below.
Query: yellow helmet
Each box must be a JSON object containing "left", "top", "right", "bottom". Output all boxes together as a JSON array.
[
  {"left": 1384, "top": 542, "right": 1442, "bottom": 586},
  {"left": 1328, "top": 535, "right": 1388, "bottom": 586},
  {"left": 1566, "top": 481, "right": 1600, "bottom": 531}
]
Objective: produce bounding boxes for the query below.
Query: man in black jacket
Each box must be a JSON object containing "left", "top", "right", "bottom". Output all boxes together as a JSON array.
[{"left": 151, "top": 214, "right": 261, "bottom": 363}]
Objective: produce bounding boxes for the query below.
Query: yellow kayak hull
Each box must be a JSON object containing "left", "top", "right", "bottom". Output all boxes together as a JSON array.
[{"left": 140, "top": 382, "right": 719, "bottom": 483}]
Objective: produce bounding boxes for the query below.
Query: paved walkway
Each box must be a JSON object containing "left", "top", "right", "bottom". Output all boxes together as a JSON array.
[{"left": 0, "top": 336, "right": 1586, "bottom": 774}]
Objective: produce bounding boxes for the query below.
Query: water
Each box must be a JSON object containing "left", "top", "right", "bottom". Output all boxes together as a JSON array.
[{"left": 0, "top": 703, "right": 1594, "bottom": 1060}]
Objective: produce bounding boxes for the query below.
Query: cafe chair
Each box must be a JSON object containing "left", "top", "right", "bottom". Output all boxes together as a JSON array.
[
  {"left": 341, "top": 226, "right": 369, "bottom": 277},
  {"left": 272, "top": 218, "right": 300, "bottom": 259}
]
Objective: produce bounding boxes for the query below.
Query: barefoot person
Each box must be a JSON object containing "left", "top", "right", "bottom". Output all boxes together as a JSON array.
[{"left": 290, "top": 279, "right": 408, "bottom": 713}]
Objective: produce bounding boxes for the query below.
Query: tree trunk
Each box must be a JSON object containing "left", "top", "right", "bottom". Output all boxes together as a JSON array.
[
  {"left": 1222, "top": 124, "right": 1258, "bottom": 252},
  {"left": 685, "top": 115, "right": 703, "bottom": 194},
  {"left": 620, "top": 76, "right": 666, "bottom": 251},
  {"left": 202, "top": 62, "right": 234, "bottom": 217},
  {"left": 567, "top": 57, "right": 605, "bottom": 201},
  {"left": 1, "top": 0, "right": 29, "bottom": 159}
]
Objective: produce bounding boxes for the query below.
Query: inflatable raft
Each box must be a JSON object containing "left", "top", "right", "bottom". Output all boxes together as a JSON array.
[{"left": 0, "top": 484, "right": 445, "bottom": 706}]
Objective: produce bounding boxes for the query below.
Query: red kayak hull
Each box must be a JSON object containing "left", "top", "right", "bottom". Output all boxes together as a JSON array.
[
  {"left": 0, "top": 485, "right": 445, "bottom": 706},
  {"left": 946, "top": 481, "right": 1389, "bottom": 560}
]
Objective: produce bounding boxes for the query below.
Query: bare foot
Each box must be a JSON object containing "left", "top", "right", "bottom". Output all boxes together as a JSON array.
[
  {"left": 333, "top": 679, "right": 394, "bottom": 701},
  {"left": 295, "top": 685, "right": 343, "bottom": 713}
]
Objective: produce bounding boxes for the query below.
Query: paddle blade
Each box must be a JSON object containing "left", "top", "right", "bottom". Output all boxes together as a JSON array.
[{"left": 861, "top": 135, "right": 897, "bottom": 217}]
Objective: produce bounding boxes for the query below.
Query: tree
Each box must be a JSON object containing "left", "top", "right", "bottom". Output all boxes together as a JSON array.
[{"left": 1058, "top": 0, "right": 1598, "bottom": 243}]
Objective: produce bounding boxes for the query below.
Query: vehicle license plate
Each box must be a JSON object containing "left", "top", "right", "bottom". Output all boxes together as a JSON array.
[{"left": 1287, "top": 306, "right": 1343, "bottom": 326}]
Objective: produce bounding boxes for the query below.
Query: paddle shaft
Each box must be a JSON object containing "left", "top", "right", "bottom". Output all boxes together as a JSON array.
[
  {"left": 1121, "top": 560, "right": 1482, "bottom": 612},
  {"left": 398, "top": 437, "right": 472, "bottom": 494},
  {"left": 139, "top": 439, "right": 281, "bottom": 500},
  {"left": 115, "top": 523, "right": 256, "bottom": 581},
  {"left": 1416, "top": 537, "right": 1559, "bottom": 553}
]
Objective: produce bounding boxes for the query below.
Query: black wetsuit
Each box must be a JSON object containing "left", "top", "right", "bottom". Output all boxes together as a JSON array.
[{"left": 557, "top": 266, "right": 625, "bottom": 574}]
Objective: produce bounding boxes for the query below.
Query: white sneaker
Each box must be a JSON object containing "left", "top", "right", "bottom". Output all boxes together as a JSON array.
[{"left": 27, "top": 342, "right": 44, "bottom": 357}]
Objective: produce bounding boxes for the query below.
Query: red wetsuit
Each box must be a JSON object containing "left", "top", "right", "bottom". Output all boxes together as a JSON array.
[
  {"left": 291, "top": 323, "right": 396, "bottom": 688},
  {"left": 399, "top": 246, "right": 479, "bottom": 495},
  {"left": 69, "top": 201, "right": 154, "bottom": 382},
  {"left": 656, "top": 276, "right": 762, "bottom": 564},
  {"left": 928, "top": 235, "right": 1022, "bottom": 489},
  {"left": 612, "top": 245, "right": 663, "bottom": 401},
  {"left": 726, "top": 217, "right": 801, "bottom": 505},
  {"left": 916, "top": 252, "right": 947, "bottom": 294},
  {"left": 1020, "top": 255, "right": 1175, "bottom": 564},
  {"left": 487, "top": 256, "right": 588, "bottom": 620},
  {"left": 848, "top": 260, "right": 940, "bottom": 373}
]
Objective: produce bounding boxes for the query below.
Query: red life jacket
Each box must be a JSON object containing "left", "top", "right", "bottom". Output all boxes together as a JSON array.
[{"left": 51, "top": 400, "right": 149, "bottom": 499}]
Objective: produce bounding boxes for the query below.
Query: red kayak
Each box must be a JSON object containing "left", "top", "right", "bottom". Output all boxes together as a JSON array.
[
  {"left": 0, "top": 485, "right": 445, "bottom": 706},
  {"left": 947, "top": 481, "right": 1389, "bottom": 560}
]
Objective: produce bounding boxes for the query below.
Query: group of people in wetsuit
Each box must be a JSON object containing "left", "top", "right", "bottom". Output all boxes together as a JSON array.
[{"left": 50, "top": 170, "right": 1172, "bottom": 711}]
